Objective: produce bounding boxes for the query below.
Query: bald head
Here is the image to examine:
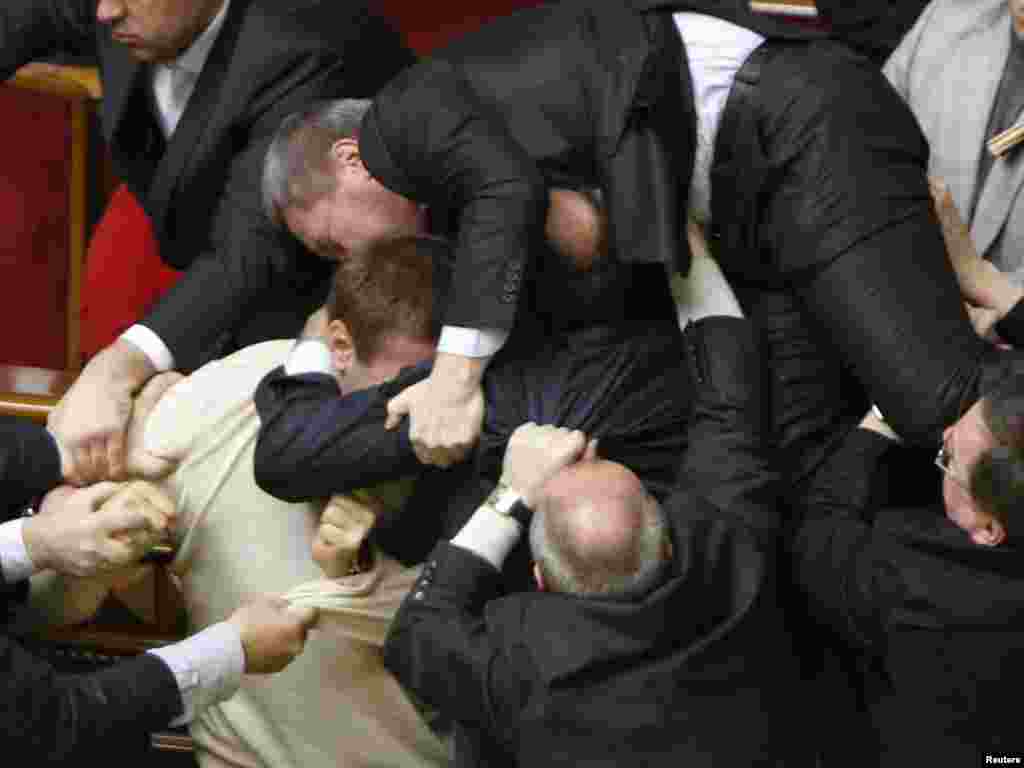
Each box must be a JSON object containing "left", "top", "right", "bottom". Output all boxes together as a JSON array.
[{"left": 529, "top": 460, "right": 670, "bottom": 599}]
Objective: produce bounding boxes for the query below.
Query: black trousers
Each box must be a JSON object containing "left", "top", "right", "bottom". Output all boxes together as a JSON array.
[{"left": 711, "top": 39, "right": 1010, "bottom": 485}]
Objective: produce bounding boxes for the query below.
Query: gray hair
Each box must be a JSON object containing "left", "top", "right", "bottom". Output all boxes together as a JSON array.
[
  {"left": 529, "top": 491, "right": 670, "bottom": 601},
  {"left": 261, "top": 99, "right": 372, "bottom": 228}
]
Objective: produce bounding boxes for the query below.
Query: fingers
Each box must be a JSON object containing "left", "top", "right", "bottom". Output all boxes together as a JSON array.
[
  {"left": 82, "top": 481, "right": 123, "bottom": 510},
  {"left": 584, "top": 437, "right": 600, "bottom": 461},
  {"left": 385, "top": 392, "right": 409, "bottom": 431},
  {"left": 285, "top": 603, "right": 318, "bottom": 629},
  {"left": 107, "top": 430, "right": 127, "bottom": 480}
]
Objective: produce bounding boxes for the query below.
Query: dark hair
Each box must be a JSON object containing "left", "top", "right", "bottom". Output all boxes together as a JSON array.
[
  {"left": 969, "top": 371, "right": 1024, "bottom": 531},
  {"left": 327, "top": 236, "right": 452, "bottom": 362}
]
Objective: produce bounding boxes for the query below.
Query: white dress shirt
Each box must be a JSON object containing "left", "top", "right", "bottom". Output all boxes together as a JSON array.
[
  {"left": 674, "top": 13, "right": 766, "bottom": 224},
  {"left": 121, "top": 0, "right": 231, "bottom": 372},
  {"left": 0, "top": 517, "right": 244, "bottom": 727}
]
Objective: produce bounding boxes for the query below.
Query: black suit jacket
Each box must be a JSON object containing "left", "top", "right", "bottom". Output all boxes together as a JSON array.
[
  {"left": 359, "top": 0, "right": 694, "bottom": 333},
  {"left": 0, "top": 417, "right": 182, "bottom": 763},
  {"left": 0, "top": 0, "right": 413, "bottom": 370},
  {"left": 254, "top": 311, "right": 693, "bottom": 575},
  {"left": 383, "top": 318, "right": 810, "bottom": 767},
  {"left": 793, "top": 428, "right": 1024, "bottom": 764}
]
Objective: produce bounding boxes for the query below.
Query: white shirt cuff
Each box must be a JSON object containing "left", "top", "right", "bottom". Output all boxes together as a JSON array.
[
  {"left": 148, "top": 621, "right": 245, "bottom": 726},
  {"left": 121, "top": 325, "right": 175, "bottom": 372},
  {"left": 451, "top": 504, "right": 523, "bottom": 571},
  {"left": 284, "top": 339, "right": 334, "bottom": 376},
  {"left": 0, "top": 519, "right": 35, "bottom": 584},
  {"left": 437, "top": 326, "right": 508, "bottom": 359}
]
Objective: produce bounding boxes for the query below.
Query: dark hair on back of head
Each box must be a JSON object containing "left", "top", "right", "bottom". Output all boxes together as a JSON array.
[
  {"left": 327, "top": 236, "right": 453, "bottom": 362},
  {"left": 971, "top": 369, "right": 1024, "bottom": 532}
]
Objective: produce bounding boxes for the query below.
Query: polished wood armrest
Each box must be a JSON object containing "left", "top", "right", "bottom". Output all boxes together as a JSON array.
[
  {"left": 0, "top": 365, "right": 74, "bottom": 422},
  {"left": 10, "top": 63, "right": 101, "bottom": 101}
]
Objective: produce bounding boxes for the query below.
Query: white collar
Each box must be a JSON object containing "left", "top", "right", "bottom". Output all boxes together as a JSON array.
[{"left": 172, "top": 0, "right": 231, "bottom": 77}]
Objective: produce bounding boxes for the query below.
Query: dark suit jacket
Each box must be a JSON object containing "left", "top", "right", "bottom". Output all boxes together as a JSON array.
[
  {"left": 359, "top": 0, "right": 694, "bottom": 333},
  {"left": 0, "top": 0, "right": 413, "bottom": 370},
  {"left": 793, "top": 427, "right": 1024, "bottom": 764},
  {"left": 0, "top": 417, "right": 182, "bottom": 763},
  {"left": 254, "top": 310, "right": 693, "bottom": 575},
  {"left": 383, "top": 318, "right": 810, "bottom": 767}
]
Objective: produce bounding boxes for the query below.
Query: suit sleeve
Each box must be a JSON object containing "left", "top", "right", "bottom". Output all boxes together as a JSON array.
[
  {"left": 253, "top": 365, "right": 429, "bottom": 501},
  {"left": 0, "top": 417, "right": 63, "bottom": 519},
  {"left": 360, "top": 60, "right": 546, "bottom": 334},
  {"left": 0, "top": 0, "right": 95, "bottom": 79},
  {"left": 790, "top": 427, "right": 895, "bottom": 650},
  {"left": 140, "top": 13, "right": 416, "bottom": 372},
  {"left": 675, "top": 318, "right": 780, "bottom": 539},
  {"left": 0, "top": 632, "right": 181, "bottom": 764},
  {"left": 384, "top": 542, "right": 528, "bottom": 739}
]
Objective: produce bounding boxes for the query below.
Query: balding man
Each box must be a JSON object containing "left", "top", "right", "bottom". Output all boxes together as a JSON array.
[{"left": 384, "top": 318, "right": 811, "bottom": 767}]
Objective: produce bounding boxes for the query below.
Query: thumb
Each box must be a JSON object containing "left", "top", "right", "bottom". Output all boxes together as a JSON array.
[
  {"left": 286, "top": 603, "right": 319, "bottom": 629},
  {"left": 385, "top": 392, "right": 410, "bottom": 431},
  {"left": 82, "top": 481, "right": 123, "bottom": 510}
]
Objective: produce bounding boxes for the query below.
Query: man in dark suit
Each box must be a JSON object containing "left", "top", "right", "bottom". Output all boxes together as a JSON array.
[
  {"left": 383, "top": 318, "right": 812, "bottom": 767},
  {"left": 0, "top": 0, "right": 414, "bottom": 482},
  {"left": 791, "top": 360, "right": 1024, "bottom": 765},
  {"left": 0, "top": 415, "right": 317, "bottom": 763},
  {"left": 265, "top": 0, "right": 980, "bottom": 487}
]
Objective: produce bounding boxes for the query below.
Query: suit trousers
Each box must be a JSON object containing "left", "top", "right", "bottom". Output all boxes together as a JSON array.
[{"left": 710, "top": 39, "right": 1004, "bottom": 484}]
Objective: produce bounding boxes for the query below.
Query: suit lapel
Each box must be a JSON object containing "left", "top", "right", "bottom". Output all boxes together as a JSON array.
[
  {"left": 146, "top": 0, "right": 247, "bottom": 243},
  {"left": 972, "top": 20, "right": 1024, "bottom": 260},
  {"left": 928, "top": 12, "right": 1007, "bottom": 227}
]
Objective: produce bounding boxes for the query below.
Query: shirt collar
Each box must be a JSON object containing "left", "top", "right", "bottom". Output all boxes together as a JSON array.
[{"left": 173, "top": 0, "right": 231, "bottom": 77}]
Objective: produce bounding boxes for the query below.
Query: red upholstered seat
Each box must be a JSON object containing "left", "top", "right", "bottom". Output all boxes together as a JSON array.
[{"left": 80, "top": 184, "right": 180, "bottom": 360}]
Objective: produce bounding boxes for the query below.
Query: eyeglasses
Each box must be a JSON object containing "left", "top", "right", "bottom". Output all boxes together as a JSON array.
[{"left": 935, "top": 439, "right": 968, "bottom": 488}]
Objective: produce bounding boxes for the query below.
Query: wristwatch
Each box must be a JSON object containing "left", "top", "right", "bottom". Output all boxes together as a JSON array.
[{"left": 484, "top": 480, "right": 533, "bottom": 528}]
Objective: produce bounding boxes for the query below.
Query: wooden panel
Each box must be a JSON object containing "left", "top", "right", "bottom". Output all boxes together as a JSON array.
[
  {"left": 750, "top": 0, "right": 819, "bottom": 17},
  {"left": 0, "top": 364, "right": 73, "bottom": 422}
]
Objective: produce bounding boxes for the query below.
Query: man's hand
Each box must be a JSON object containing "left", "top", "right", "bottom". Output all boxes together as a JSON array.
[
  {"left": 23, "top": 481, "right": 176, "bottom": 577},
  {"left": 546, "top": 188, "right": 606, "bottom": 271},
  {"left": 48, "top": 340, "right": 157, "bottom": 484},
  {"left": 228, "top": 596, "right": 318, "bottom": 674},
  {"left": 385, "top": 352, "right": 485, "bottom": 467},
  {"left": 500, "top": 423, "right": 589, "bottom": 506},
  {"left": 311, "top": 494, "right": 380, "bottom": 578},
  {"left": 966, "top": 303, "right": 1005, "bottom": 344},
  {"left": 929, "top": 176, "right": 1024, "bottom": 315},
  {"left": 124, "top": 372, "right": 184, "bottom": 480}
]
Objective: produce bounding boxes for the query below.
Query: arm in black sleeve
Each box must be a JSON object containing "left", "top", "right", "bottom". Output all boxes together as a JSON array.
[
  {"left": 253, "top": 364, "right": 430, "bottom": 501},
  {"left": 359, "top": 59, "right": 546, "bottom": 334},
  {"left": 384, "top": 542, "right": 527, "bottom": 736},
  {"left": 790, "top": 425, "right": 896, "bottom": 650},
  {"left": 0, "top": 417, "right": 63, "bottom": 519},
  {"left": 0, "top": 633, "right": 181, "bottom": 764},
  {"left": 0, "top": 0, "right": 95, "bottom": 79},
  {"left": 675, "top": 317, "right": 780, "bottom": 539}
]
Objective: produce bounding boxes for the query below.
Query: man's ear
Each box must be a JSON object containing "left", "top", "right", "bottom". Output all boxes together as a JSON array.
[
  {"left": 533, "top": 562, "right": 547, "bottom": 592},
  {"left": 326, "top": 318, "right": 355, "bottom": 374},
  {"left": 329, "top": 137, "right": 366, "bottom": 175},
  {"left": 970, "top": 514, "right": 1007, "bottom": 547}
]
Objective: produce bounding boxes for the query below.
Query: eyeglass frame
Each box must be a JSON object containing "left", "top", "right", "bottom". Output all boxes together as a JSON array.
[{"left": 935, "top": 440, "right": 968, "bottom": 489}]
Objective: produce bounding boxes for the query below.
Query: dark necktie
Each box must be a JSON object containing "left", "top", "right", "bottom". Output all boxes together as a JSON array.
[{"left": 974, "top": 27, "right": 1024, "bottom": 213}]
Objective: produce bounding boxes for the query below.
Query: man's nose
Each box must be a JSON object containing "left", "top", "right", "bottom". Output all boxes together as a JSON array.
[{"left": 96, "top": 0, "right": 127, "bottom": 24}]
